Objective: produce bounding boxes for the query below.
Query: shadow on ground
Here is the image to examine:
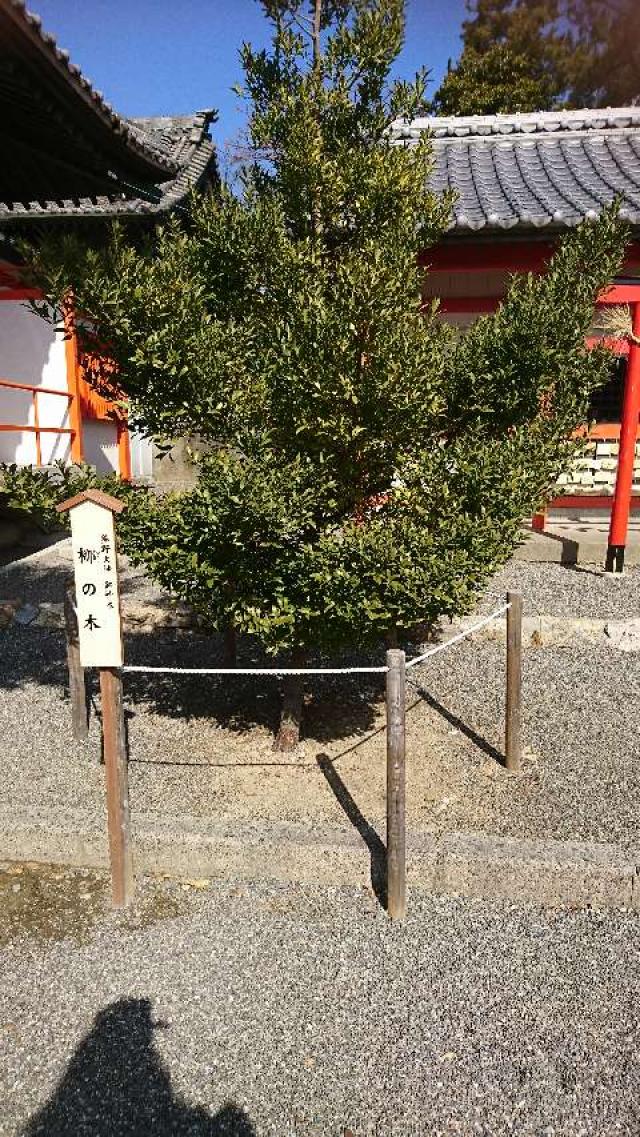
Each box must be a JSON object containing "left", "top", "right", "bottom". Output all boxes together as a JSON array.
[
  {"left": 317, "top": 752, "right": 387, "bottom": 907},
  {"left": 0, "top": 539, "right": 388, "bottom": 743},
  {"left": 522, "top": 524, "right": 579, "bottom": 565},
  {"left": 21, "top": 998, "right": 254, "bottom": 1136},
  {"left": 0, "top": 627, "right": 382, "bottom": 749},
  {"left": 405, "top": 678, "right": 504, "bottom": 766}
]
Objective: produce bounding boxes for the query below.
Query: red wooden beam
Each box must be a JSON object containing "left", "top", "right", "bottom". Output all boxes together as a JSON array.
[
  {"left": 0, "top": 424, "right": 73, "bottom": 434},
  {"left": 423, "top": 239, "right": 640, "bottom": 275},
  {"left": 585, "top": 337, "right": 630, "bottom": 355},
  {"left": 0, "top": 261, "right": 24, "bottom": 288},
  {"left": 0, "top": 288, "right": 41, "bottom": 301},
  {"left": 116, "top": 419, "right": 132, "bottom": 481},
  {"left": 63, "top": 299, "right": 84, "bottom": 464},
  {"left": 554, "top": 494, "right": 640, "bottom": 510},
  {"left": 438, "top": 297, "right": 640, "bottom": 319},
  {"left": 421, "top": 241, "right": 556, "bottom": 273},
  {"left": 599, "top": 284, "right": 640, "bottom": 304},
  {"left": 0, "top": 377, "right": 73, "bottom": 398}
]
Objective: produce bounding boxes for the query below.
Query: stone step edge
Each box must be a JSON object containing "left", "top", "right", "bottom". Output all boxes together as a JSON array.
[{"left": 1, "top": 805, "right": 637, "bottom": 911}]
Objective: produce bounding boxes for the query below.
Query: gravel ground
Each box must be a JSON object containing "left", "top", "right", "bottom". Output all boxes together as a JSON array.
[
  {"left": 408, "top": 639, "right": 640, "bottom": 847},
  {"left": 0, "top": 544, "right": 639, "bottom": 847},
  {"left": 0, "top": 538, "right": 159, "bottom": 608},
  {"left": 1, "top": 865, "right": 639, "bottom": 1137},
  {"left": 0, "top": 623, "right": 638, "bottom": 848},
  {"left": 476, "top": 560, "right": 640, "bottom": 620}
]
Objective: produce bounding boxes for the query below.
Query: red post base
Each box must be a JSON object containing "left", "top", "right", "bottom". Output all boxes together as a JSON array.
[{"left": 605, "top": 544, "right": 625, "bottom": 573}]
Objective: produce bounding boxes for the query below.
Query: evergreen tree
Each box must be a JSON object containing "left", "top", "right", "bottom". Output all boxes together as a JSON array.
[
  {"left": 565, "top": 0, "right": 640, "bottom": 107},
  {"left": 24, "top": 0, "right": 628, "bottom": 748},
  {"left": 432, "top": 0, "right": 572, "bottom": 115},
  {"left": 432, "top": 0, "right": 639, "bottom": 117}
]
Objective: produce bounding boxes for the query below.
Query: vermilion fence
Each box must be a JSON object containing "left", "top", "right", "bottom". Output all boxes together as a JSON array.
[{"left": 0, "top": 376, "right": 79, "bottom": 466}]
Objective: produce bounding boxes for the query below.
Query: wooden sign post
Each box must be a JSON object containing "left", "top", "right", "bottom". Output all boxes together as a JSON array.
[
  {"left": 64, "top": 578, "right": 88, "bottom": 742},
  {"left": 56, "top": 489, "right": 134, "bottom": 907}
]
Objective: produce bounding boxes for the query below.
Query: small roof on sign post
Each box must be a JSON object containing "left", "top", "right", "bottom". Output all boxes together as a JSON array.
[{"left": 56, "top": 489, "right": 126, "bottom": 515}]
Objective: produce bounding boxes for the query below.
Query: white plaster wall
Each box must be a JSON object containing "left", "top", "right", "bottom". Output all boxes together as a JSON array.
[
  {"left": 129, "top": 429, "right": 154, "bottom": 479},
  {"left": 82, "top": 420, "right": 119, "bottom": 475},
  {"left": 0, "top": 301, "right": 70, "bottom": 465}
]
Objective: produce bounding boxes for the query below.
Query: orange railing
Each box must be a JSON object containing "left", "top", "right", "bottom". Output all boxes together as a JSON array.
[{"left": 0, "top": 377, "right": 78, "bottom": 466}]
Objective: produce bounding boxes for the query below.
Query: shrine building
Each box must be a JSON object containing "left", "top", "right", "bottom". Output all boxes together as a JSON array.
[
  {"left": 1, "top": 1, "right": 640, "bottom": 564},
  {"left": 395, "top": 109, "right": 640, "bottom": 556},
  {"left": 0, "top": 0, "right": 217, "bottom": 480}
]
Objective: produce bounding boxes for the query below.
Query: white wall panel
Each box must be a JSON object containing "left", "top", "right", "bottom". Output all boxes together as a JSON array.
[
  {"left": 82, "top": 420, "right": 119, "bottom": 474},
  {"left": 0, "top": 300, "right": 69, "bottom": 465}
]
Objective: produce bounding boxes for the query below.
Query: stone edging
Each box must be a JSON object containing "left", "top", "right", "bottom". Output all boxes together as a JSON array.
[
  {"left": 1, "top": 805, "right": 637, "bottom": 911},
  {"left": 450, "top": 614, "right": 640, "bottom": 652},
  {"left": 0, "top": 598, "right": 200, "bottom": 632},
  {"left": 2, "top": 598, "right": 640, "bottom": 651}
]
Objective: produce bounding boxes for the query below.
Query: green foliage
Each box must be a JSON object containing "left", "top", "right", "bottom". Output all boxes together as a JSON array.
[
  {"left": 0, "top": 461, "right": 135, "bottom": 533},
  {"left": 564, "top": 0, "right": 640, "bottom": 108},
  {"left": 0, "top": 460, "right": 168, "bottom": 604},
  {"left": 433, "top": 44, "right": 560, "bottom": 116},
  {"left": 432, "top": 0, "right": 639, "bottom": 117},
  {"left": 432, "top": 0, "right": 572, "bottom": 115},
  {"left": 21, "top": 0, "right": 628, "bottom": 661}
]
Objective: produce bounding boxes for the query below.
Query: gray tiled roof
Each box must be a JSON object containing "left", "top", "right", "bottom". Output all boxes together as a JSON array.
[
  {"left": 0, "top": 0, "right": 217, "bottom": 224},
  {"left": 0, "top": 111, "right": 216, "bottom": 223},
  {"left": 3, "top": 0, "right": 180, "bottom": 177},
  {"left": 393, "top": 107, "right": 640, "bottom": 232}
]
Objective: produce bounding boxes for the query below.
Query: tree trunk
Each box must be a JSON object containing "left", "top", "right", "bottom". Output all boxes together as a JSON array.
[
  {"left": 311, "top": 0, "right": 323, "bottom": 70},
  {"left": 223, "top": 621, "right": 237, "bottom": 667},
  {"left": 273, "top": 649, "right": 307, "bottom": 752}
]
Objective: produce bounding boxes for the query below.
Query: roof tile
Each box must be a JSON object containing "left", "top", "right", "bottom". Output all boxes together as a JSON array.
[{"left": 394, "top": 107, "right": 640, "bottom": 231}]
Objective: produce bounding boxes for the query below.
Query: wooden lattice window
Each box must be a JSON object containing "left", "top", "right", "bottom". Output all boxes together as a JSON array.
[{"left": 588, "top": 355, "right": 626, "bottom": 423}]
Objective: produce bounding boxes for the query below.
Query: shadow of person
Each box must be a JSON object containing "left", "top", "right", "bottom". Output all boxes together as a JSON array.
[{"left": 22, "top": 998, "right": 255, "bottom": 1137}]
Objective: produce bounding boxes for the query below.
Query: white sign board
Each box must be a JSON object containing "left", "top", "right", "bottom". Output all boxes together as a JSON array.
[{"left": 69, "top": 500, "right": 123, "bottom": 668}]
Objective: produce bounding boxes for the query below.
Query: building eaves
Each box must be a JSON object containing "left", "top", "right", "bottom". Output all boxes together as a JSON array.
[
  {"left": 393, "top": 107, "right": 640, "bottom": 233},
  {"left": 1, "top": 0, "right": 180, "bottom": 179},
  {"left": 395, "top": 106, "right": 640, "bottom": 141},
  {"left": 0, "top": 111, "right": 217, "bottom": 224}
]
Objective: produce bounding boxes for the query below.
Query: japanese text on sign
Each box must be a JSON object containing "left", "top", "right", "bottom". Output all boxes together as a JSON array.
[{"left": 69, "top": 500, "right": 123, "bottom": 667}]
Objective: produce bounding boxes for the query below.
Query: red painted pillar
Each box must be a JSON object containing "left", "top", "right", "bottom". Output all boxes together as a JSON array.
[
  {"left": 63, "top": 296, "right": 84, "bottom": 465},
  {"left": 116, "top": 420, "right": 132, "bottom": 482},
  {"left": 606, "top": 302, "right": 640, "bottom": 572}
]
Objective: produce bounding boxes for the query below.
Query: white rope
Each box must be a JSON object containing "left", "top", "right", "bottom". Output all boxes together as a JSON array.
[
  {"left": 404, "top": 603, "right": 510, "bottom": 669},
  {"left": 123, "top": 664, "right": 388, "bottom": 676},
  {"left": 117, "top": 603, "right": 510, "bottom": 677}
]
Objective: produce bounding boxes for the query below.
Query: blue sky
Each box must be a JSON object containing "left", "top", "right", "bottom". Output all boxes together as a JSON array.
[{"left": 35, "top": 1, "right": 467, "bottom": 160}]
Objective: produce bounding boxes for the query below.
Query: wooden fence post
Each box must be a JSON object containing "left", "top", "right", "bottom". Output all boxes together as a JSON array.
[
  {"left": 386, "top": 648, "right": 406, "bottom": 920},
  {"left": 505, "top": 591, "right": 523, "bottom": 772},
  {"left": 64, "top": 580, "right": 88, "bottom": 742},
  {"left": 100, "top": 666, "right": 134, "bottom": 907}
]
